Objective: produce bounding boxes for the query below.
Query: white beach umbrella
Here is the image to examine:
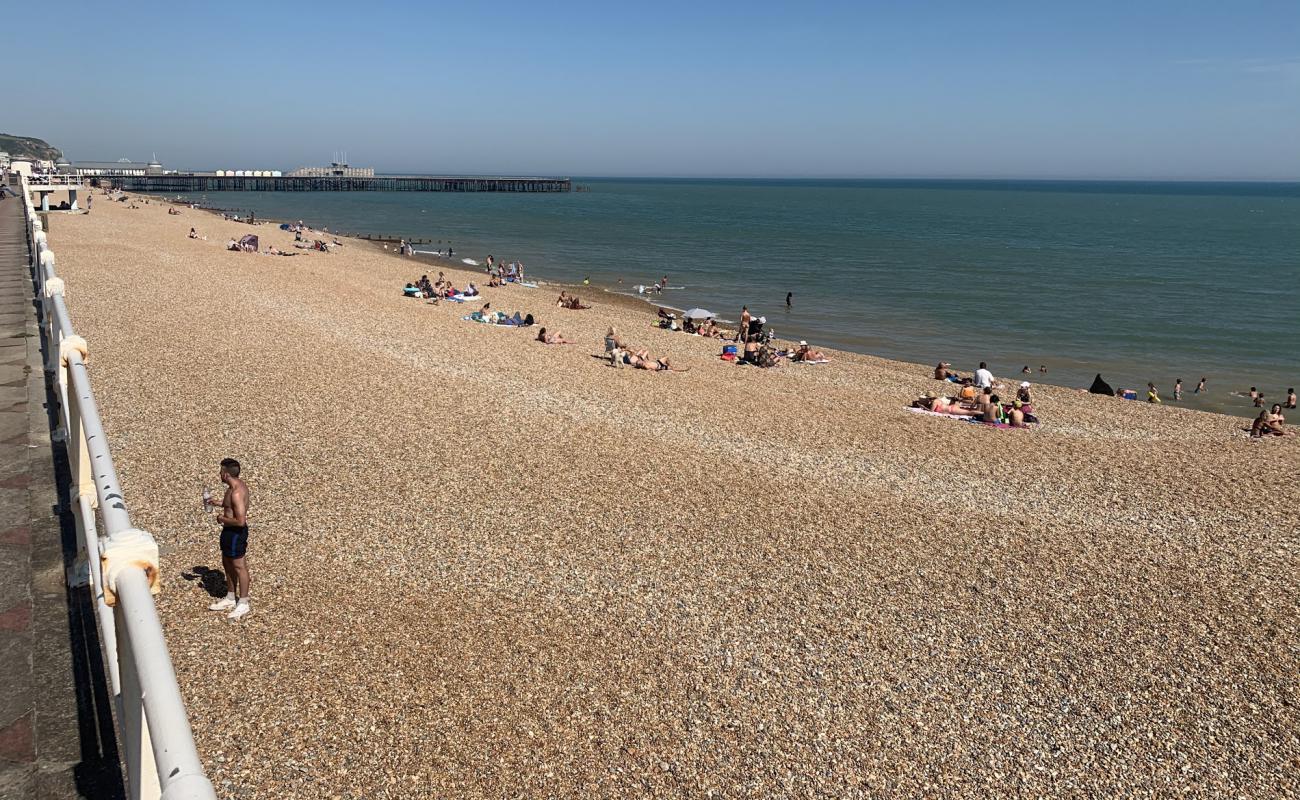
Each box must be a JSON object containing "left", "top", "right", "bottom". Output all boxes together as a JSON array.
[{"left": 682, "top": 308, "right": 715, "bottom": 320}]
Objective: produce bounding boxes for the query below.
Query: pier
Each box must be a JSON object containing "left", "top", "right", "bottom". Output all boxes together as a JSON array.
[{"left": 98, "top": 173, "right": 572, "bottom": 193}]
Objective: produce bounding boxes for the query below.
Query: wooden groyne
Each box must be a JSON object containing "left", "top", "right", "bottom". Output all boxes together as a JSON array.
[{"left": 98, "top": 174, "right": 572, "bottom": 193}]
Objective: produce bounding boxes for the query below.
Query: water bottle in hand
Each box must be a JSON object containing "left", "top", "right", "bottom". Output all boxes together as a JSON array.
[{"left": 202, "top": 488, "right": 213, "bottom": 512}]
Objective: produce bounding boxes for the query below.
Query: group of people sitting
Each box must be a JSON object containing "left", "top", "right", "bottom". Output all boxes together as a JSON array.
[
  {"left": 555, "top": 291, "right": 590, "bottom": 310},
  {"left": 655, "top": 309, "right": 730, "bottom": 339},
  {"left": 1251, "top": 405, "right": 1292, "bottom": 438},
  {"left": 405, "top": 273, "right": 480, "bottom": 301},
  {"left": 912, "top": 381, "right": 1038, "bottom": 427},
  {"left": 603, "top": 327, "right": 689, "bottom": 372}
]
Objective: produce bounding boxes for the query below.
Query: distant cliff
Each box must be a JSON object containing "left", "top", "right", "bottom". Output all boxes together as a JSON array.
[{"left": 0, "top": 133, "right": 62, "bottom": 161}]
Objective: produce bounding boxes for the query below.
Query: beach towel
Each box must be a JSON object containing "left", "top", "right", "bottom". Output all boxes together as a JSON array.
[
  {"left": 905, "top": 406, "right": 1031, "bottom": 429},
  {"left": 793, "top": 359, "right": 831, "bottom": 365},
  {"left": 964, "top": 419, "right": 1016, "bottom": 429}
]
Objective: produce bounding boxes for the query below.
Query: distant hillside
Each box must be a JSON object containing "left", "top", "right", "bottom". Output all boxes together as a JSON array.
[{"left": 0, "top": 133, "right": 62, "bottom": 161}]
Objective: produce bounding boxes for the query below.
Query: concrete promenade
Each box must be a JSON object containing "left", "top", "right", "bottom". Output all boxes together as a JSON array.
[{"left": 0, "top": 195, "right": 123, "bottom": 798}]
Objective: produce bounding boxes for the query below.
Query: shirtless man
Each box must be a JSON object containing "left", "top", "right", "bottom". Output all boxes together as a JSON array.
[
  {"left": 793, "top": 342, "right": 827, "bottom": 362},
  {"left": 208, "top": 458, "right": 252, "bottom": 620},
  {"left": 979, "top": 394, "right": 1002, "bottom": 423},
  {"left": 738, "top": 306, "right": 751, "bottom": 343}
]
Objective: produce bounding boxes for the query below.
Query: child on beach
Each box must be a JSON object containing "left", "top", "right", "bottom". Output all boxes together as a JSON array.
[
  {"left": 1174, "top": 378, "right": 1182, "bottom": 401},
  {"left": 1147, "top": 383, "right": 1161, "bottom": 403}
]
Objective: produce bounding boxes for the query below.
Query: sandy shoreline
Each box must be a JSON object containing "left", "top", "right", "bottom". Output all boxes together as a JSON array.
[{"left": 49, "top": 193, "right": 1299, "bottom": 797}]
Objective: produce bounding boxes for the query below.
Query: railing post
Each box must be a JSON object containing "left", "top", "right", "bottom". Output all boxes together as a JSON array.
[
  {"left": 65, "top": 388, "right": 93, "bottom": 586},
  {"left": 77, "top": 493, "right": 121, "bottom": 694},
  {"left": 41, "top": 253, "right": 61, "bottom": 377},
  {"left": 116, "top": 600, "right": 162, "bottom": 800}
]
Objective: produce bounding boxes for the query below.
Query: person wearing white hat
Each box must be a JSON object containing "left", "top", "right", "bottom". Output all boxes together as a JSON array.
[
  {"left": 792, "top": 340, "right": 828, "bottom": 362},
  {"left": 1016, "top": 381, "right": 1034, "bottom": 409}
]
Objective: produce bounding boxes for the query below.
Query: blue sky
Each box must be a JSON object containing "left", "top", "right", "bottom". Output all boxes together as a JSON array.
[{"left": 11, "top": 0, "right": 1299, "bottom": 178}]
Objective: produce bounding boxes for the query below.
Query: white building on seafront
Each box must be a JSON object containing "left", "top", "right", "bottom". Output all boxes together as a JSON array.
[{"left": 288, "top": 158, "right": 374, "bottom": 178}]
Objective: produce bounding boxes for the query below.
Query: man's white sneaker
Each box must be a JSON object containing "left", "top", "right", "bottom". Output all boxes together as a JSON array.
[
  {"left": 226, "top": 602, "right": 251, "bottom": 621},
  {"left": 208, "top": 597, "right": 236, "bottom": 612}
]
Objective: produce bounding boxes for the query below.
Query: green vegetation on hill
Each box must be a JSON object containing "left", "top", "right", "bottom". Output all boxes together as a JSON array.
[{"left": 0, "top": 133, "right": 62, "bottom": 161}]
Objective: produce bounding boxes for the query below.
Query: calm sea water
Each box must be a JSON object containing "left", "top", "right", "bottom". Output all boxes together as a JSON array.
[{"left": 184, "top": 179, "right": 1299, "bottom": 415}]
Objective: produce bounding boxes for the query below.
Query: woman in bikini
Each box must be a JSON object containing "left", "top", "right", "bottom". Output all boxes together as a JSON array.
[
  {"left": 536, "top": 328, "right": 574, "bottom": 345},
  {"left": 635, "top": 355, "right": 689, "bottom": 372}
]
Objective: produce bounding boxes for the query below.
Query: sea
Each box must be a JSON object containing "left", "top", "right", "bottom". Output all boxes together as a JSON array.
[{"left": 180, "top": 179, "right": 1299, "bottom": 416}]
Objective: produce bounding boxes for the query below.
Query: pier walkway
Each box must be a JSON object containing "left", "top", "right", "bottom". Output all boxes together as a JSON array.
[
  {"left": 0, "top": 195, "right": 124, "bottom": 797},
  {"left": 102, "top": 173, "right": 571, "bottom": 194}
]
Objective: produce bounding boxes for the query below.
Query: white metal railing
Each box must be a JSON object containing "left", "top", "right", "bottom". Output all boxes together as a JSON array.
[
  {"left": 25, "top": 172, "right": 85, "bottom": 186},
  {"left": 18, "top": 175, "right": 217, "bottom": 800}
]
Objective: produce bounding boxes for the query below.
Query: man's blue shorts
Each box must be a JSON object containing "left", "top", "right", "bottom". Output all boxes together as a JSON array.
[{"left": 220, "top": 526, "right": 249, "bottom": 559}]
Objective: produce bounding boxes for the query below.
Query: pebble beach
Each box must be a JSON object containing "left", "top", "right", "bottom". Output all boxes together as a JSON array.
[{"left": 50, "top": 195, "right": 1298, "bottom": 798}]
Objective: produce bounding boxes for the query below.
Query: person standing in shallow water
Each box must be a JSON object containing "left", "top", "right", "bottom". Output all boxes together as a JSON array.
[
  {"left": 1195, "top": 377, "right": 1206, "bottom": 394},
  {"left": 209, "top": 458, "right": 252, "bottom": 620},
  {"left": 1174, "top": 378, "right": 1183, "bottom": 401},
  {"left": 786, "top": 292, "right": 792, "bottom": 308}
]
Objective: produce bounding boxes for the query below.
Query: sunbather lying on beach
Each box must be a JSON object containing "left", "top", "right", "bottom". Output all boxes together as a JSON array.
[
  {"left": 792, "top": 342, "right": 828, "bottom": 362},
  {"left": 536, "top": 327, "right": 574, "bottom": 345},
  {"left": 630, "top": 353, "right": 689, "bottom": 372},
  {"left": 911, "top": 392, "right": 980, "bottom": 417},
  {"left": 934, "top": 362, "right": 959, "bottom": 381}
]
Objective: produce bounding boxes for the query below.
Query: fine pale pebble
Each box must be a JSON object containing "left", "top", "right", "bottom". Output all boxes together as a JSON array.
[{"left": 51, "top": 195, "right": 1299, "bottom": 798}]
